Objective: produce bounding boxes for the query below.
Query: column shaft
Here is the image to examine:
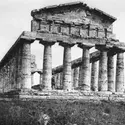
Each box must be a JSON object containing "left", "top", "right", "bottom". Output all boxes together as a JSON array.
[
  {"left": 116, "top": 52, "right": 124, "bottom": 92},
  {"left": 16, "top": 45, "right": 22, "bottom": 89},
  {"left": 73, "top": 67, "right": 79, "bottom": 89},
  {"left": 56, "top": 73, "right": 60, "bottom": 89},
  {"left": 91, "top": 61, "right": 98, "bottom": 91},
  {"left": 108, "top": 55, "right": 115, "bottom": 92},
  {"left": 78, "top": 66, "right": 82, "bottom": 87},
  {"left": 42, "top": 44, "right": 52, "bottom": 90},
  {"left": 31, "top": 73, "right": 34, "bottom": 87},
  {"left": 21, "top": 41, "right": 32, "bottom": 89},
  {"left": 81, "top": 47, "right": 90, "bottom": 91},
  {"left": 39, "top": 73, "right": 43, "bottom": 85},
  {"left": 71, "top": 69, "right": 74, "bottom": 88},
  {"left": 98, "top": 51, "right": 108, "bottom": 91},
  {"left": 63, "top": 46, "right": 72, "bottom": 91}
]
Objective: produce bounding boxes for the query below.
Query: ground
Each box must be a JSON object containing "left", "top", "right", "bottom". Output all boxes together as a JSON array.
[{"left": 0, "top": 96, "right": 125, "bottom": 125}]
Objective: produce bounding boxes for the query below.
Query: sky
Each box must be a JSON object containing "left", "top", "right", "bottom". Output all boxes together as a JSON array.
[{"left": 0, "top": 0, "right": 125, "bottom": 69}]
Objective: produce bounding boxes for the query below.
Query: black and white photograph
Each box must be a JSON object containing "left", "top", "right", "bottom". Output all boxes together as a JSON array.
[{"left": 0, "top": 0, "right": 125, "bottom": 124}]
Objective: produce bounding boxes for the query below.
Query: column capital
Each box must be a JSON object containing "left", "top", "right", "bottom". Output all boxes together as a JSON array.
[
  {"left": 59, "top": 42, "right": 75, "bottom": 47},
  {"left": 21, "top": 38, "right": 34, "bottom": 44},
  {"left": 107, "top": 47, "right": 123, "bottom": 56},
  {"left": 95, "top": 44, "right": 112, "bottom": 51},
  {"left": 78, "top": 43, "right": 94, "bottom": 49},
  {"left": 113, "top": 47, "right": 125, "bottom": 53},
  {"left": 39, "top": 40, "right": 55, "bottom": 46}
]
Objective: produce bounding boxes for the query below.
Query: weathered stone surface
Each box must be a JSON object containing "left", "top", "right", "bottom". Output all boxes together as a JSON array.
[
  {"left": 21, "top": 41, "right": 32, "bottom": 89},
  {"left": 61, "top": 43, "right": 72, "bottom": 91},
  {"left": 71, "top": 69, "right": 74, "bottom": 87},
  {"left": 91, "top": 61, "right": 98, "bottom": 91},
  {"left": 108, "top": 55, "right": 115, "bottom": 92},
  {"left": 73, "top": 67, "right": 79, "bottom": 89},
  {"left": 55, "top": 73, "right": 60, "bottom": 89},
  {"left": 116, "top": 52, "right": 124, "bottom": 92},
  {"left": 79, "top": 46, "right": 91, "bottom": 91},
  {"left": 31, "top": 54, "right": 37, "bottom": 71},
  {"left": 61, "top": 25, "right": 70, "bottom": 35},
  {"left": 77, "top": 66, "right": 82, "bottom": 88},
  {"left": 23, "top": 31, "right": 125, "bottom": 51},
  {"left": 39, "top": 73, "right": 43, "bottom": 86},
  {"left": 31, "top": 20, "right": 40, "bottom": 31},
  {"left": 41, "top": 44, "right": 53, "bottom": 90},
  {"left": 31, "top": 2, "right": 116, "bottom": 31},
  {"left": 40, "top": 21, "right": 50, "bottom": 32},
  {"left": 60, "top": 72, "right": 63, "bottom": 89},
  {"left": 98, "top": 49, "right": 108, "bottom": 91}
]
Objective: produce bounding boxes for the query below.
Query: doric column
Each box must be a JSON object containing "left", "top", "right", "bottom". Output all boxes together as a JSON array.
[
  {"left": 16, "top": 45, "right": 22, "bottom": 89},
  {"left": 71, "top": 69, "right": 74, "bottom": 88},
  {"left": 91, "top": 61, "right": 98, "bottom": 91},
  {"left": 20, "top": 39, "right": 34, "bottom": 89},
  {"left": 39, "top": 73, "right": 43, "bottom": 85},
  {"left": 116, "top": 51, "right": 124, "bottom": 92},
  {"left": 108, "top": 52, "right": 115, "bottom": 92},
  {"left": 73, "top": 67, "right": 79, "bottom": 89},
  {"left": 40, "top": 41, "right": 55, "bottom": 90},
  {"left": 78, "top": 66, "right": 82, "bottom": 87},
  {"left": 96, "top": 45, "right": 108, "bottom": 91},
  {"left": 78, "top": 44, "right": 93, "bottom": 91},
  {"left": 60, "top": 43, "right": 74, "bottom": 91},
  {"left": 56, "top": 73, "right": 60, "bottom": 89},
  {"left": 31, "top": 73, "right": 34, "bottom": 87}
]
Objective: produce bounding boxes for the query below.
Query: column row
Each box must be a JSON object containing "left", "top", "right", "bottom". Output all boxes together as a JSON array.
[
  {"left": 40, "top": 41, "right": 125, "bottom": 92},
  {"left": 21, "top": 39, "right": 125, "bottom": 92}
]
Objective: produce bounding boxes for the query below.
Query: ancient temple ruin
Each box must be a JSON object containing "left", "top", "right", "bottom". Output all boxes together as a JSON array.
[
  {"left": 2, "top": 2, "right": 125, "bottom": 125},
  {"left": 0, "top": 1, "right": 125, "bottom": 97}
]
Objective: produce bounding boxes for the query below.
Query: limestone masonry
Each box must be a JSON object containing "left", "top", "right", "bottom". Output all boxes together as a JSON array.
[{"left": 0, "top": 1, "right": 125, "bottom": 95}]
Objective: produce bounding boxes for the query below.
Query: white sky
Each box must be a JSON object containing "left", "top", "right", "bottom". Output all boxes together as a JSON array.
[{"left": 0, "top": 0, "right": 125, "bottom": 68}]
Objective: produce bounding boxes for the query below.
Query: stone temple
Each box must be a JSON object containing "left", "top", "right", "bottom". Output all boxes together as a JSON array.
[{"left": 0, "top": 1, "right": 125, "bottom": 125}]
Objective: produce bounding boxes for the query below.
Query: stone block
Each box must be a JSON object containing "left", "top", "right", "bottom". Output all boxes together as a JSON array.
[
  {"left": 61, "top": 25, "right": 69, "bottom": 35},
  {"left": 98, "top": 30, "right": 105, "bottom": 38},
  {"left": 80, "top": 28, "right": 88, "bottom": 37},
  {"left": 89, "top": 29, "right": 97, "bottom": 37},
  {"left": 71, "top": 26, "right": 80, "bottom": 36},
  {"left": 40, "top": 23, "right": 50, "bottom": 32},
  {"left": 51, "top": 24, "right": 60, "bottom": 33},
  {"left": 31, "top": 20, "right": 40, "bottom": 31}
]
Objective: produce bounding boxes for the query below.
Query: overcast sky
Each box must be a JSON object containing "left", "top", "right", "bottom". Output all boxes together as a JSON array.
[{"left": 0, "top": 0, "right": 125, "bottom": 68}]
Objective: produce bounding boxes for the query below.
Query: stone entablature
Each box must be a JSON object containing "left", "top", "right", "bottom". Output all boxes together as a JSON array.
[{"left": 31, "top": 2, "right": 116, "bottom": 39}]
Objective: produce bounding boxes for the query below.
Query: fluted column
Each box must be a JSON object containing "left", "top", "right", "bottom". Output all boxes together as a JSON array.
[
  {"left": 31, "top": 73, "right": 34, "bottom": 87},
  {"left": 91, "top": 61, "right": 98, "bottom": 91},
  {"left": 71, "top": 69, "right": 74, "bottom": 86},
  {"left": 96, "top": 45, "right": 108, "bottom": 91},
  {"left": 21, "top": 39, "right": 34, "bottom": 89},
  {"left": 16, "top": 45, "right": 22, "bottom": 89},
  {"left": 78, "top": 66, "right": 82, "bottom": 87},
  {"left": 56, "top": 73, "right": 60, "bottom": 89},
  {"left": 40, "top": 41, "right": 55, "bottom": 90},
  {"left": 108, "top": 53, "right": 115, "bottom": 92},
  {"left": 39, "top": 73, "right": 43, "bottom": 85},
  {"left": 60, "top": 43, "right": 74, "bottom": 91},
  {"left": 73, "top": 67, "right": 79, "bottom": 89},
  {"left": 78, "top": 44, "right": 93, "bottom": 91},
  {"left": 116, "top": 52, "right": 124, "bottom": 92},
  {"left": 60, "top": 72, "right": 63, "bottom": 89}
]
